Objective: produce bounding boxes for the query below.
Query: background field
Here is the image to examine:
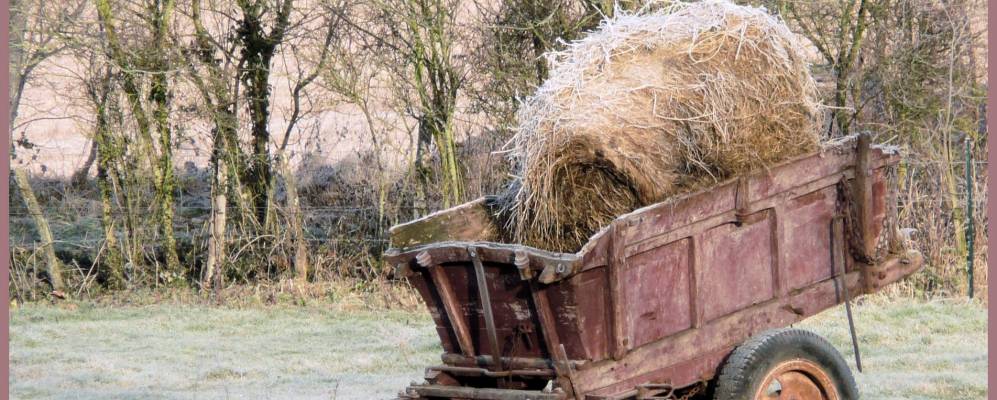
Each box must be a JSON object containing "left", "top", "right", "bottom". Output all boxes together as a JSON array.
[{"left": 9, "top": 296, "right": 986, "bottom": 400}]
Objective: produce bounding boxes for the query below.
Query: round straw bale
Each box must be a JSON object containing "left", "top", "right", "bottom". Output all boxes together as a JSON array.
[{"left": 506, "top": 0, "right": 822, "bottom": 252}]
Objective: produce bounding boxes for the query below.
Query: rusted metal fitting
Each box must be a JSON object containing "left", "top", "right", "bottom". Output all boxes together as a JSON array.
[
  {"left": 515, "top": 250, "right": 533, "bottom": 280},
  {"left": 416, "top": 250, "right": 433, "bottom": 268}
]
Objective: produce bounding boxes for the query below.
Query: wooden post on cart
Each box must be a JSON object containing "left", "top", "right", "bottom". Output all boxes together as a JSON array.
[{"left": 852, "top": 133, "right": 876, "bottom": 293}]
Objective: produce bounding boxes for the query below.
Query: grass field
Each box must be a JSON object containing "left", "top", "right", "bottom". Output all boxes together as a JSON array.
[{"left": 9, "top": 296, "right": 987, "bottom": 399}]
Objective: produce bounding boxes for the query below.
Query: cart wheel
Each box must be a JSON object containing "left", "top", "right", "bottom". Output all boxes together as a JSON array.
[{"left": 713, "top": 328, "right": 858, "bottom": 400}]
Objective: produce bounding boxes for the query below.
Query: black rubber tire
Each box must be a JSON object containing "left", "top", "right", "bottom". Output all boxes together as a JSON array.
[{"left": 713, "top": 328, "right": 859, "bottom": 400}]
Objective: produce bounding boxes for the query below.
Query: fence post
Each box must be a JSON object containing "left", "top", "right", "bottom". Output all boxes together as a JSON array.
[{"left": 965, "top": 137, "right": 974, "bottom": 299}]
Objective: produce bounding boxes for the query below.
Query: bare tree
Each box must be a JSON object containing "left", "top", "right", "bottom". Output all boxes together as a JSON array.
[
  {"left": 334, "top": 0, "right": 470, "bottom": 209},
  {"left": 761, "top": 0, "right": 987, "bottom": 294},
  {"left": 9, "top": 0, "right": 86, "bottom": 148},
  {"left": 8, "top": 0, "right": 88, "bottom": 295},
  {"left": 11, "top": 168, "right": 63, "bottom": 291},
  {"left": 235, "top": 0, "right": 294, "bottom": 225},
  {"left": 84, "top": 64, "right": 127, "bottom": 288},
  {"left": 763, "top": 0, "right": 870, "bottom": 136},
  {"left": 273, "top": 13, "right": 337, "bottom": 283},
  {"left": 188, "top": 0, "right": 243, "bottom": 289},
  {"left": 95, "top": 0, "right": 183, "bottom": 281}
]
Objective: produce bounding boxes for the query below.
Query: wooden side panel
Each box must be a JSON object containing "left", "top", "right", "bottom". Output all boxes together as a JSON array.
[
  {"left": 410, "top": 269, "right": 459, "bottom": 355},
  {"left": 698, "top": 215, "right": 775, "bottom": 322},
  {"left": 440, "top": 262, "right": 549, "bottom": 359},
  {"left": 620, "top": 183, "right": 737, "bottom": 246},
  {"left": 549, "top": 268, "right": 610, "bottom": 361},
  {"left": 783, "top": 187, "right": 837, "bottom": 290},
  {"left": 748, "top": 150, "right": 853, "bottom": 201},
  {"left": 622, "top": 239, "right": 693, "bottom": 348}
]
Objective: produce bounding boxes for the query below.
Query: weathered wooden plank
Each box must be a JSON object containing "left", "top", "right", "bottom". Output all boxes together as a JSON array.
[
  {"left": 607, "top": 222, "right": 628, "bottom": 360},
  {"left": 782, "top": 188, "right": 838, "bottom": 290},
  {"left": 697, "top": 212, "right": 775, "bottom": 322},
  {"left": 771, "top": 205, "right": 787, "bottom": 298},
  {"left": 585, "top": 347, "right": 728, "bottom": 399},
  {"left": 389, "top": 198, "right": 501, "bottom": 248},
  {"left": 625, "top": 211, "right": 737, "bottom": 258},
  {"left": 529, "top": 284, "right": 565, "bottom": 356},
  {"left": 623, "top": 173, "right": 851, "bottom": 259},
  {"left": 439, "top": 353, "right": 584, "bottom": 370},
  {"left": 403, "top": 384, "right": 566, "bottom": 400},
  {"left": 559, "top": 269, "right": 611, "bottom": 362},
  {"left": 748, "top": 147, "right": 853, "bottom": 202},
  {"left": 428, "top": 265, "right": 476, "bottom": 357},
  {"left": 863, "top": 250, "right": 924, "bottom": 293},
  {"left": 623, "top": 239, "right": 692, "bottom": 348},
  {"left": 388, "top": 242, "right": 577, "bottom": 277},
  {"left": 528, "top": 282, "right": 579, "bottom": 397},
  {"left": 470, "top": 247, "right": 504, "bottom": 370},
  {"left": 689, "top": 235, "right": 702, "bottom": 329},
  {"left": 427, "top": 365, "right": 555, "bottom": 378},
  {"left": 852, "top": 133, "right": 876, "bottom": 262},
  {"left": 618, "top": 182, "right": 738, "bottom": 246}
]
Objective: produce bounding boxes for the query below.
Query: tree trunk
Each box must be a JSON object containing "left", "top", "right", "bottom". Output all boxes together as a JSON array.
[
  {"left": 97, "top": 165, "right": 125, "bottom": 289},
  {"left": 202, "top": 159, "right": 228, "bottom": 290},
  {"left": 151, "top": 72, "right": 182, "bottom": 278},
  {"left": 13, "top": 168, "right": 63, "bottom": 291},
  {"left": 280, "top": 159, "right": 308, "bottom": 282},
  {"left": 71, "top": 139, "right": 98, "bottom": 187},
  {"left": 94, "top": 87, "right": 126, "bottom": 288},
  {"left": 8, "top": 0, "right": 27, "bottom": 138},
  {"left": 150, "top": 0, "right": 182, "bottom": 279},
  {"left": 236, "top": 0, "right": 292, "bottom": 226},
  {"left": 244, "top": 58, "right": 274, "bottom": 225}
]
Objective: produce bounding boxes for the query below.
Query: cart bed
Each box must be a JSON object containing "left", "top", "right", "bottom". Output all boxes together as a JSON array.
[{"left": 385, "top": 135, "right": 922, "bottom": 399}]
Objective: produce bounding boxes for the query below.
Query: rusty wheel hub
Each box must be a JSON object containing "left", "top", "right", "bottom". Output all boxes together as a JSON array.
[{"left": 754, "top": 359, "right": 838, "bottom": 400}]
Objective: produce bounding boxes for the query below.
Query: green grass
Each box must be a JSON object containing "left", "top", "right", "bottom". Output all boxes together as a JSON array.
[{"left": 9, "top": 297, "right": 987, "bottom": 399}]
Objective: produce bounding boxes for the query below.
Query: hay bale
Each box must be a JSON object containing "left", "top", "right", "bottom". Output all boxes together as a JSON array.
[{"left": 505, "top": 0, "right": 822, "bottom": 252}]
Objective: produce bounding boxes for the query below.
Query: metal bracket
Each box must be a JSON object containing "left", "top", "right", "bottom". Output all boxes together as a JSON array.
[
  {"left": 636, "top": 383, "right": 674, "bottom": 400},
  {"left": 515, "top": 250, "right": 533, "bottom": 280},
  {"left": 734, "top": 177, "right": 751, "bottom": 226},
  {"left": 416, "top": 250, "right": 434, "bottom": 268}
]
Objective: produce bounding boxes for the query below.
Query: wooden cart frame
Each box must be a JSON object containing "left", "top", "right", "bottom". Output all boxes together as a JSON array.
[{"left": 385, "top": 134, "right": 923, "bottom": 400}]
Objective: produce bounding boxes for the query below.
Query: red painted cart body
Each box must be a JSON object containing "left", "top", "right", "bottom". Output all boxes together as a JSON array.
[{"left": 385, "top": 135, "right": 922, "bottom": 400}]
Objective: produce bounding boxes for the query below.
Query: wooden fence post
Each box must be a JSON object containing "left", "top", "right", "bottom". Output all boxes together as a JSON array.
[{"left": 964, "top": 138, "right": 974, "bottom": 299}]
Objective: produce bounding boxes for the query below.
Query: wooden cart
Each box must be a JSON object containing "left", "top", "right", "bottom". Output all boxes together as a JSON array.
[{"left": 385, "top": 134, "right": 923, "bottom": 400}]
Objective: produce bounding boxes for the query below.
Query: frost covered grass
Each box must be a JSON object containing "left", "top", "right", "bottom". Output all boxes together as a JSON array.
[
  {"left": 9, "top": 296, "right": 986, "bottom": 399},
  {"left": 798, "top": 296, "right": 988, "bottom": 400},
  {"left": 10, "top": 305, "right": 439, "bottom": 399}
]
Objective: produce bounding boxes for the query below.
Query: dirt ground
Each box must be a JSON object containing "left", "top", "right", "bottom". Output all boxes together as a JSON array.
[{"left": 9, "top": 296, "right": 987, "bottom": 399}]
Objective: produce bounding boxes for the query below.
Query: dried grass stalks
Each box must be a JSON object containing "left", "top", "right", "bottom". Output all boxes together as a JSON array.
[{"left": 505, "top": 1, "right": 823, "bottom": 252}]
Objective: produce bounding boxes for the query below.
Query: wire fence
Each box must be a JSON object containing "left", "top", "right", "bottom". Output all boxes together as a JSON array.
[{"left": 9, "top": 150, "right": 990, "bottom": 270}]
